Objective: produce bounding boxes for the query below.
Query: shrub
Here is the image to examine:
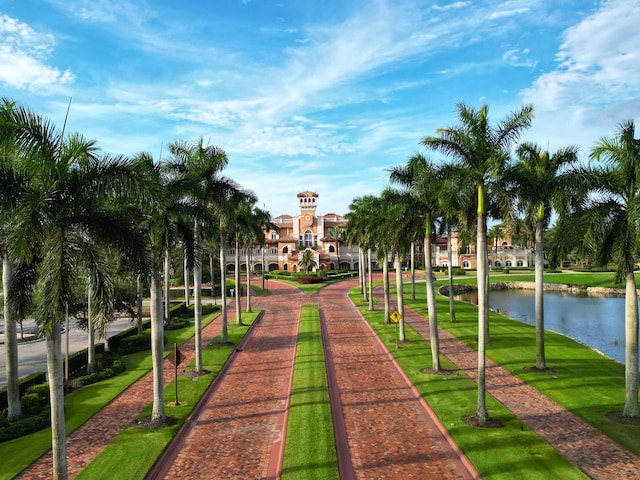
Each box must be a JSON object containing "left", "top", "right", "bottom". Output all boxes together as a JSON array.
[
  {"left": 116, "top": 331, "right": 153, "bottom": 355},
  {"left": 0, "top": 371, "right": 47, "bottom": 412},
  {"left": 0, "top": 409, "right": 50, "bottom": 442},
  {"left": 111, "top": 359, "right": 126, "bottom": 374},
  {"left": 20, "top": 393, "right": 41, "bottom": 415},
  {"left": 25, "top": 383, "right": 50, "bottom": 403},
  {"left": 0, "top": 411, "right": 9, "bottom": 428}
]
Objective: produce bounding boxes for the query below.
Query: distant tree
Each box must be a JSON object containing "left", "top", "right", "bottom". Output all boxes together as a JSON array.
[{"left": 298, "top": 249, "right": 317, "bottom": 273}]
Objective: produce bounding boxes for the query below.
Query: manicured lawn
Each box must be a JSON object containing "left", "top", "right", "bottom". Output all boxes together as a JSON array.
[
  {"left": 350, "top": 289, "right": 589, "bottom": 479},
  {"left": 75, "top": 313, "right": 258, "bottom": 480},
  {"left": 0, "top": 309, "right": 249, "bottom": 480},
  {"left": 281, "top": 303, "right": 339, "bottom": 480}
]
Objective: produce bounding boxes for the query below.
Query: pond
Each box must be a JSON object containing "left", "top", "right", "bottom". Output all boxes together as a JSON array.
[{"left": 455, "top": 288, "right": 640, "bottom": 368}]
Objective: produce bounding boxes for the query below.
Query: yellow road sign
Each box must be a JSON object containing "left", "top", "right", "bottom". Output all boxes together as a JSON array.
[{"left": 390, "top": 310, "right": 402, "bottom": 323}]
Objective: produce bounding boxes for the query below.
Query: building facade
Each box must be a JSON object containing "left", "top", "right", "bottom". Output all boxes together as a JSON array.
[
  {"left": 223, "top": 191, "right": 362, "bottom": 272},
  {"left": 433, "top": 229, "right": 534, "bottom": 269},
  {"left": 222, "top": 191, "right": 534, "bottom": 272}
]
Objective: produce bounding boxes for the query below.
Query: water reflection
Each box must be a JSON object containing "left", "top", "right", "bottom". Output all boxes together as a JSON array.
[{"left": 455, "top": 289, "right": 638, "bottom": 368}]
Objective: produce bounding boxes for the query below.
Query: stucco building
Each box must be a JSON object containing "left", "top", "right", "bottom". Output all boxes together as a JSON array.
[{"left": 224, "top": 191, "right": 361, "bottom": 273}]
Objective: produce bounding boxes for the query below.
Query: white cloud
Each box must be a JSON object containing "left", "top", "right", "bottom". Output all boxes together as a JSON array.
[
  {"left": 521, "top": 0, "right": 640, "bottom": 157},
  {"left": 0, "top": 14, "right": 74, "bottom": 89},
  {"left": 523, "top": 0, "right": 640, "bottom": 112},
  {"left": 488, "top": 7, "right": 529, "bottom": 19},
  {"left": 432, "top": 2, "right": 470, "bottom": 11}
]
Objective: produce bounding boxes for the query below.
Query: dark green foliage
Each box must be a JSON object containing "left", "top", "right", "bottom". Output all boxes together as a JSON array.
[
  {"left": 117, "top": 331, "right": 153, "bottom": 355},
  {"left": 25, "top": 383, "right": 50, "bottom": 403},
  {"left": 0, "top": 371, "right": 46, "bottom": 411},
  {"left": 0, "top": 408, "right": 50, "bottom": 442},
  {"left": 20, "top": 393, "right": 41, "bottom": 415}
]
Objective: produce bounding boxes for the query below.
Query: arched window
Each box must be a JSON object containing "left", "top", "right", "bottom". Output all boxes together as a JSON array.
[
  {"left": 270, "top": 232, "right": 277, "bottom": 239},
  {"left": 462, "top": 261, "right": 470, "bottom": 268},
  {"left": 283, "top": 246, "right": 289, "bottom": 254},
  {"left": 283, "top": 264, "right": 288, "bottom": 271},
  {"left": 495, "top": 261, "right": 501, "bottom": 267},
  {"left": 517, "top": 260, "right": 524, "bottom": 267},
  {"left": 304, "top": 230, "right": 313, "bottom": 247},
  {"left": 329, "top": 245, "right": 335, "bottom": 253},
  {"left": 506, "top": 261, "right": 513, "bottom": 267}
]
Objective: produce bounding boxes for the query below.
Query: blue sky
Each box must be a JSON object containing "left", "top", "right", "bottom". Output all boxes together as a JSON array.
[{"left": 1, "top": 0, "right": 639, "bottom": 216}]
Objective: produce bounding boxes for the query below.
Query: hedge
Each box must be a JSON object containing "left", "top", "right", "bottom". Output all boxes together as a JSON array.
[{"left": 0, "top": 371, "right": 47, "bottom": 412}]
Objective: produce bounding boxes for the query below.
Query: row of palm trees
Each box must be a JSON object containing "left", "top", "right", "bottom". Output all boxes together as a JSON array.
[
  {"left": 0, "top": 98, "right": 271, "bottom": 479},
  {"left": 344, "top": 102, "right": 640, "bottom": 424}
]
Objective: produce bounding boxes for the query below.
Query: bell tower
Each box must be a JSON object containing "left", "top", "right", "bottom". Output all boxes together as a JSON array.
[{"left": 297, "top": 191, "right": 318, "bottom": 227}]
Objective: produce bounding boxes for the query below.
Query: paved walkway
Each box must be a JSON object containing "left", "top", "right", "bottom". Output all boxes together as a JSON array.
[
  {"left": 149, "top": 281, "right": 304, "bottom": 479},
  {"left": 17, "top": 314, "right": 225, "bottom": 479},
  {"left": 386, "top": 285, "right": 640, "bottom": 480},
  {"left": 317, "top": 278, "right": 479, "bottom": 479},
  {"left": 12, "top": 276, "right": 640, "bottom": 479}
]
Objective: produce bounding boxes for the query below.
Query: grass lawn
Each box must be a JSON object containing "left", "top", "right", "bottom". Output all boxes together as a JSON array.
[
  {"left": 350, "top": 289, "right": 589, "bottom": 479},
  {"left": 0, "top": 309, "right": 246, "bottom": 480},
  {"left": 281, "top": 303, "right": 339, "bottom": 480},
  {"left": 75, "top": 313, "right": 259, "bottom": 480}
]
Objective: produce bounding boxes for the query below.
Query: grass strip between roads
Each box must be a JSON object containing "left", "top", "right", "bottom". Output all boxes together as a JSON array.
[
  {"left": 281, "top": 303, "right": 339, "bottom": 480},
  {"left": 75, "top": 312, "right": 258, "bottom": 480},
  {"left": 350, "top": 288, "right": 590, "bottom": 480},
  {"left": 0, "top": 310, "right": 255, "bottom": 480}
]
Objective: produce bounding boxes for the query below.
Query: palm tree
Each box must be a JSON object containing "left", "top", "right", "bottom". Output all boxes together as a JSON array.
[
  {"left": 298, "top": 249, "right": 317, "bottom": 273},
  {"left": 507, "top": 142, "right": 579, "bottom": 369},
  {"left": 422, "top": 102, "right": 534, "bottom": 423},
  {"left": 559, "top": 121, "right": 640, "bottom": 418},
  {"left": 0, "top": 98, "right": 27, "bottom": 422},
  {"left": 389, "top": 153, "right": 444, "bottom": 371},
  {"left": 326, "top": 225, "right": 344, "bottom": 270},
  {"left": 165, "top": 137, "right": 231, "bottom": 372},
  {"left": 6, "top": 104, "right": 148, "bottom": 479}
]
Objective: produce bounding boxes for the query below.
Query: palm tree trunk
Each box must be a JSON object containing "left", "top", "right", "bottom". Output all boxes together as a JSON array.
[
  {"left": 367, "top": 248, "right": 374, "bottom": 311},
  {"left": 261, "top": 246, "right": 265, "bottom": 289},
  {"left": 359, "top": 246, "right": 366, "bottom": 298},
  {"left": 87, "top": 281, "right": 95, "bottom": 374},
  {"left": 395, "top": 253, "right": 405, "bottom": 341},
  {"left": 475, "top": 186, "right": 490, "bottom": 422},
  {"left": 535, "top": 218, "right": 546, "bottom": 369},
  {"left": 235, "top": 231, "right": 241, "bottom": 325},
  {"left": 424, "top": 235, "right": 440, "bottom": 371},
  {"left": 64, "top": 310, "right": 69, "bottom": 384},
  {"left": 624, "top": 270, "right": 640, "bottom": 417},
  {"left": 183, "top": 250, "right": 190, "bottom": 307},
  {"left": 150, "top": 268, "right": 166, "bottom": 421},
  {"left": 447, "top": 227, "right": 456, "bottom": 322},
  {"left": 383, "top": 251, "right": 390, "bottom": 323},
  {"left": 246, "top": 248, "right": 252, "bottom": 312},
  {"left": 410, "top": 241, "right": 416, "bottom": 301},
  {"left": 136, "top": 274, "right": 144, "bottom": 335},
  {"left": 220, "top": 232, "right": 229, "bottom": 343},
  {"left": 47, "top": 322, "right": 67, "bottom": 479},
  {"left": 210, "top": 251, "right": 216, "bottom": 302},
  {"left": 3, "top": 254, "right": 22, "bottom": 421},
  {"left": 193, "top": 221, "right": 203, "bottom": 373},
  {"left": 164, "top": 249, "right": 171, "bottom": 325}
]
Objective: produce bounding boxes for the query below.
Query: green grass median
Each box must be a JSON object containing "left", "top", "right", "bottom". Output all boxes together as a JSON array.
[
  {"left": 281, "top": 303, "right": 339, "bottom": 480},
  {"left": 350, "top": 288, "right": 590, "bottom": 480},
  {"left": 75, "top": 312, "right": 259, "bottom": 480}
]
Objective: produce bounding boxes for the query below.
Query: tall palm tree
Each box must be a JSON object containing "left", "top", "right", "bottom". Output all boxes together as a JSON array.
[
  {"left": 298, "top": 249, "right": 317, "bottom": 273},
  {"left": 507, "top": 142, "right": 579, "bottom": 369},
  {"left": 559, "top": 120, "right": 640, "bottom": 418},
  {"left": 422, "top": 102, "right": 534, "bottom": 423},
  {"left": 6, "top": 104, "right": 148, "bottom": 479},
  {"left": 0, "top": 97, "right": 27, "bottom": 422},
  {"left": 389, "top": 153, "right": 444, "bottom": 371},
  {"left": 326, "top": 225, "right": 344, "bottom": 270},
  {"left": 165, "top": 137, "right": 232, "bottom": 372}
]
